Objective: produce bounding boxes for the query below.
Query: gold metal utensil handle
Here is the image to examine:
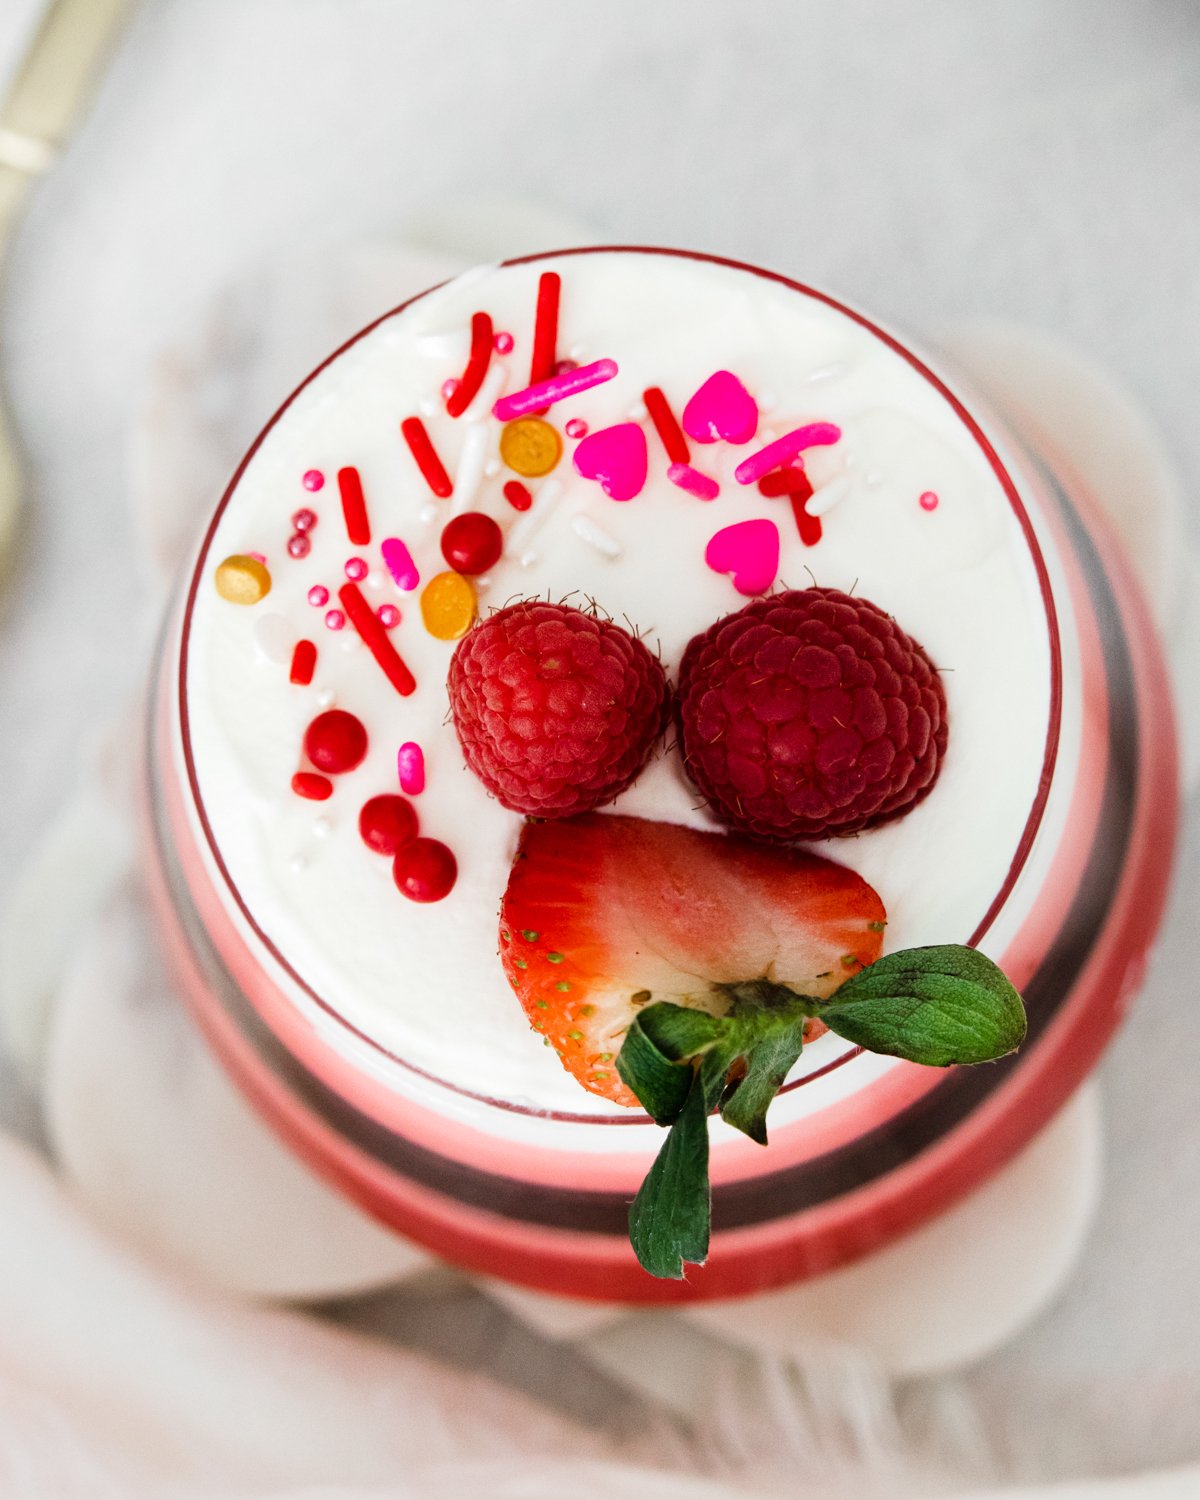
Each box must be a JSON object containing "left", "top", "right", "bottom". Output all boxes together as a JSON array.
[{"left": 0, "top": 0, "right": 138, "bottom": 563}]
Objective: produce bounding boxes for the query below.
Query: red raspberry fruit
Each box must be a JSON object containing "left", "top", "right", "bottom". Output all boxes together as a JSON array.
[
  {"left": 676, "top": 588, "right": 948, "bottom": 841},
  {"left": 448, "top": 601, "right": 669, "bottom": 817}
]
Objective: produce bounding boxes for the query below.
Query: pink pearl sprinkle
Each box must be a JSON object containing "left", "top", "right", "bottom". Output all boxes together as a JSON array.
[
  {"left": 565, "top": 418, "right": 588, "bottom": 439},
  {"left": 397, "top": 741, "right": 425, "bottom": 795},
  {"left": 308, "top": 584, "right": 329, "bottom": 607},
  {"left": 920, "top": 490, "right": 940, "bottom": 511},
  {"left": 553, "top": 359, "right": 579, "bottom": 377},
  {"left": 248, "top": 551, "right": 267, "bottom": 564},
  {"left": 494, "top": 330, "right": 514, "bottom": 354},
  {"left": 292, "top": 507, "right": 318, "bottom": 532},
  {"left": 302, "top": 470, "right": 325, "bottom": 493},
  {"left": 324, "top": 609, "right": 345, "bottom": 631},
  {"left": 377, "top": 604, "right": 401, "bottom": 628},
  {"left": 442, "top": 378, "right": 460, "bottom": 403},
  {"left": 344, "top": 556, "right": 368, "bottom": 581},
  {"left": 287, "top": 534, "right": 311, "bottom": 559}
]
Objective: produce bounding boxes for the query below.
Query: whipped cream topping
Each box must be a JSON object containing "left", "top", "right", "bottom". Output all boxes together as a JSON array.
[{"left": 181, "top": 250, "right": 1054, "bottom": 1115}]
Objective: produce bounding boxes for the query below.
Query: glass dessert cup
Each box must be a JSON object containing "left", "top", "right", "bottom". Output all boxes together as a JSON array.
[{"left": 144, "top": 247, "right": 1178, "bottom": 1303}]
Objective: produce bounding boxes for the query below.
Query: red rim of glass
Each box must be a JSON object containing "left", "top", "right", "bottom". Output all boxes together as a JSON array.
[{"left": 176, "top": 245, "right": 1064, "bottom": 1125}]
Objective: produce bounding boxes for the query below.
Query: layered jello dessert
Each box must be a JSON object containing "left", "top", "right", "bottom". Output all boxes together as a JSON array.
[{"left": 147, "top": 247, "right": 1177, "bottom": 1299}]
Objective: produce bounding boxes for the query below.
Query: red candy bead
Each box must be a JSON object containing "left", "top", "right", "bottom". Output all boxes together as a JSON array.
[
  {"left": 440, "top": 512, "right": 503, "bottom": 576},
  {"left": 393, "top": 838, "right": 457, "bottom": 902},
  {"left": 292, "top": 771, "right": 333, "bottom": 801},
  {"left": 304, "top": 709, "right": 368, "bottom": 774},
  {"left": 358, "top": 794, "right": 419, "bottom": 855}
]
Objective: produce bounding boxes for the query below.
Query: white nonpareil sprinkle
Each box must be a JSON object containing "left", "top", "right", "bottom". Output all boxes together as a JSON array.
[
  {"left": 570, "top": 513, "right": 622, "bottom": 559},
  {"left": 807, "top": 476, "right": 854, "bottom": 518},
  {"left": 316, "top": 689, "right": 336, "bottom": 710}
]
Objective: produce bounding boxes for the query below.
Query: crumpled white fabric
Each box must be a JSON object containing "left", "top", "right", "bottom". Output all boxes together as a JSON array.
[{"left": 2, "top": 208, "right": 1199, "bottom": 1496}]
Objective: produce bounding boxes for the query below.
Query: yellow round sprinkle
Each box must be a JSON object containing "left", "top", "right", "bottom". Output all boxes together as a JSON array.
[
  {"left": 499, "top": 417, "right": 562, "bottom": 477},
  {"left": 420, "top": 570, "right": 477, "bottom": 640},
  {"left": 214, "top": 554, "right": 271, "bottom": 605}
]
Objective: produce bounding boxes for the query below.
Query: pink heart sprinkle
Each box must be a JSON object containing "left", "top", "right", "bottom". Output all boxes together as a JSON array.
[
  {"left": 682, "top": 370, "right": 759, "bottom": 446},
  {"left": 704, "top": 519, "right": 780, "bottom": 597},
  {"left": 572, "top": 422, "right": 648, "bottom": 502},
  {"left": 381, "top": 537, "right": 419, "bottom": 591}
]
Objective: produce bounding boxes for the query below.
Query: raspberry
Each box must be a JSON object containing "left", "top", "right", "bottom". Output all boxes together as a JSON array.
[
  {"left": 448, "top": 601, "right": 669, "bottom": 817},
  {"left": 676, "top": 588, "right": 948, "bottom": 841}
]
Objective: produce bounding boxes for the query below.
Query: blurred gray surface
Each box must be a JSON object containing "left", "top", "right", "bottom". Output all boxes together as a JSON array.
[{"left": 1, "top": 0, "right": 1197, "bottom": 1480}]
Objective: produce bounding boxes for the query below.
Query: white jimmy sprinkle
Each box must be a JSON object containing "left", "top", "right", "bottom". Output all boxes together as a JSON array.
[
  {"left": 805, "top": 361, "right": 850, "bottom": 384},
  {"left": 807, "top": 476, "right": 854, "bottom": 518},
  {"left": 464, "top": 360, "right": 508, "bottom": 423},
  {"left": 416, "top": 328, "right": 470, "bottom": 361},
  {"left": 571, "top": 513, "right": 622, "bottom": 559},
  {"left": 452, "top": 422, "right": 489, "bottom": 512},
  {"left": 505, "top": 476, "right": 563, "bottom": 558}
]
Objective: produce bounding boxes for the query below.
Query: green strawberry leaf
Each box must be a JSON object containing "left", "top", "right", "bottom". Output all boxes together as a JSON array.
[
  {"left": 821, "top": 945, "right": 1026, "bottom": 1065},
  {"left": 617, "top": 1002, "right": 725, "bottom": 1125},
  {"left": 719, "top": 1025, "right": 806, "bottom": 1145},
  {"left": 627, "top": 1067, "right": 711, "bottom": 1279}
]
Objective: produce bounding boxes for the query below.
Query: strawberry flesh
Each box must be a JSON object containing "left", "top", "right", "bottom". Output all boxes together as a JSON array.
[{"left": 499, "top": 814, "right": 886, "bottom": 1106}]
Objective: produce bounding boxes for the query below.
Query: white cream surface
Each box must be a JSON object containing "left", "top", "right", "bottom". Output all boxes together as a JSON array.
[{"left": 183, "top": 250, "right": 1054, "bottom": 1115}]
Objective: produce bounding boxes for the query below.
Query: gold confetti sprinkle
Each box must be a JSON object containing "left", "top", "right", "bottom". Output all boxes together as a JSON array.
[
  {"left": 499, "top": 417, "right": 562, "bottom": 478},
  {"left": 420, "top": 570, "right": 477, "bottom": 640},
  {"left": 214, "top": 554, "right": 271, "bottom": 605}
]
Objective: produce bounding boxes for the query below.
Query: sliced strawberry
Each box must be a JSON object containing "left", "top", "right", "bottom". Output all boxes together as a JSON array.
[{"left": 498, "top": 813, "right": 887, "bottom": 1106}]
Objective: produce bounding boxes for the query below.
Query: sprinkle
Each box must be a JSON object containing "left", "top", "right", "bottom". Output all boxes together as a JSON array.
[
  {"left": 253, "top": 613, "right": 293, "bottom": 664},
  {"left": 503, "top": 479, "right": 532, "bottom": 511},
  {"left": 493, "top": 358, "right": 618, "bottom": 422},
  {"left": 734, "top": 423, "right": 843, "bottom": 485},
  {"left": 506, "top": 476, "right": 562, "bottom": 558},
  {"left": 312, "top": 816, "right": 332, "bottom": 838},
  {"left": 340, "top": 582, "right": 417, "bottom": 695},
  {"left": 643, "top": 386, "right": 690, "bottom": 464},
  {"left": 808, "top": 476, "right": 853, "bottom": 518},
  {"left": 292, "top": 507, "right": 318, "bottom": 531},
  {"left": 805, "top": 362, "right": 850, "bottom": 384},
  {"left": 417, "top": 328, "right": 470, "bottom": 360},
  {"left": 290, "top": 639, "right": 317, "bottom": 684},
  {"left": 324, "top": 609, "right": 345, "bottom": 631},
  {"left": 756, "top": 465, "right": 809, "bottom": 497},
  {"left": 397, "top": 741, "right": 426, "bottom": 795},
  {"left": 445, "top": 311, "right": 494, "bottom": 417},
  {"left": 451, "top": 421, "right": 489, "bottom": 512},
  {"left": 381, "top": 537, "right": 420, "bottom": 591},
  {"left": 308, "top": 585, "right": 329, "bottom": 607},
  {"left": 400, "top": 416, "right": 453, "bottom": 497},
  {"left": 287, "top": 533, "right": 311, "bottom": 559},
  {"left": 554, "top": 359, "right": 578, "bottom": 376},
  {"left": 344, "top": 556, "right": 368, "bottom": 581},
  {"left": 291, "top": 772, "right": 332, "bottom": 801},
  {"left": 214, "top": 555, "right": 270, "bottom": 605},
  {"left": 667, "top": 463, "right": 719, "bottom": 501},
  {"left": 529, "top": 270, "right": 561, "bottom": 392},
  {"left": 316, "top": 689, "right": 335, "bottom": 709},
  {"left": 419, "top": 570, "right": 477, "bottom": 641},
  {"left": 499, "top": 417, "right": 562, "bottom": 477},
  {"left": 564, "top": 418, "right": 588, "bottom": 439},
  {"left": 248, "top": 552, "right": 267, "bottom": 565},
  {"left": 302, "top": 470, "right": 325, "bottom": 492},
  {"left": 441, "top": 378, "right": 459, "bottom": 403},
  {"left": 570, "top": 514, "right": 622, "bottom": 559},
  {"left": 463, "top": 360, "right": 508, "bottom": 423},
  {"left": 920, "top": 489, "right": 940, "bottom": 511},
  {"left": 494, "top": 330, "right": 514, "bottom": 354},
  {"left": 377, "top": 604, "right": 401, "bottom": 628},
  {"left": 337, "top": 466, "right": 372, "bottom": 545}
]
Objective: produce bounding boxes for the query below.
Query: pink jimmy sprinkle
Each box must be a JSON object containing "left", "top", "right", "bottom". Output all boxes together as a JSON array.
[
  {"left": 381, "top": 537, "right": 420, "bottom": 592},
  {"left": 492, "top": 358, "right": 618, "bottom": 422},
  {"left": 667, "top": 463, "right": 719, "bottom": 501},
  {"left": 734, "top": 423, "right": 842, "bottom": 486},
  {"left": 397, "top": 741, "right": 426, "bottom": 795}
]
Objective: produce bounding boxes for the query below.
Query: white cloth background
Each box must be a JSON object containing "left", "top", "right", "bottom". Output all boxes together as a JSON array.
[{"left": 1, "top": 2, "right": 1198, "bottom": 1495}]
